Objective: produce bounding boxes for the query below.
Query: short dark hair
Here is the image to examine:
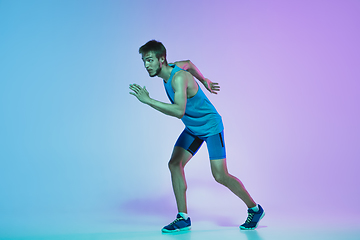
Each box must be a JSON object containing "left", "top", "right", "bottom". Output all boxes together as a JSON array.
[{"left": 139, "top": 40, "right": 168, "bottom": 65}]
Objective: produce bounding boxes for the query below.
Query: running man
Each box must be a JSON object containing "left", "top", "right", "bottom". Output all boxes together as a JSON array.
[{"left": 129, "top": 40, "right": 264, "bottom": 232}]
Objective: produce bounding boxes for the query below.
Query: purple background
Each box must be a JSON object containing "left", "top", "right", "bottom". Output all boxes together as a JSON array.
[{"left": 1, "top": 0, "right": 359, "bottom": 236}]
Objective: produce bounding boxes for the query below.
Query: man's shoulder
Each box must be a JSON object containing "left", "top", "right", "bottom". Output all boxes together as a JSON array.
[
  {"left": 172, "top": 70, "right": 197, "bottom": 95},
  {"left": 172, "top": 70, "right": 193, "bottom": 86},
  {"left": 173, "top": 69, "right": 191, "bottom": 80}
]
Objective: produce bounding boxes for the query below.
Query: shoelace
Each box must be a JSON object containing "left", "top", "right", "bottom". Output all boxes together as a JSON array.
[
  {"left": 170, "top": 217, "right": 183, "bottom": 225},
  {"left": 245, "top": 212, "right": 255, "bottom": 223}
]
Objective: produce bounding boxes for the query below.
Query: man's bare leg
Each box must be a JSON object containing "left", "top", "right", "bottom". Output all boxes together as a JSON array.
[
  {"left": 168, "top": 146, "right": 193, "bottom": 213},
  {"left": 210, "top": 158, "right": 265, "bottom": 229},
  {"left": 210, "top": 158, "right": 256, "bottom": 208},
  {"left": 162, "top": 147, "right": 193, "bottom": 233}
]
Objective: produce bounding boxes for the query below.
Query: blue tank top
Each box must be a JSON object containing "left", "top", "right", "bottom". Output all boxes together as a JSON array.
[{"left": 163, "top": 64, "right": 224, "bottom": 137}]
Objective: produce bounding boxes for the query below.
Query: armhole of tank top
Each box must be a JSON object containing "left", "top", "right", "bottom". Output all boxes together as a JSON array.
[
  {"left": 187, "top": 81, "right": 200, "bottom": 99},
  {"left": 172, "top": 69, "right": 199, "bottom": 99}
]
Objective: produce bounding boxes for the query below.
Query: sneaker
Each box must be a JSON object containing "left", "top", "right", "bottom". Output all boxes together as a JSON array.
[
  {"left": 162, "top": 214, "right": 191, "bottom": 233},
  {"left": 240, "top": 204, "right": 265, "bottom": 230}
]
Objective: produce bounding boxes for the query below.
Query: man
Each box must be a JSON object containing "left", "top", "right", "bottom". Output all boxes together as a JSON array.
[{"left": 129, "top": 40, "right": 264, "bottom": 232}]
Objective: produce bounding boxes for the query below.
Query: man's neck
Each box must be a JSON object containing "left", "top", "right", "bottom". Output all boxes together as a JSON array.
[{"left": 157, "top": 64, "right": 174, "bottom": 82}]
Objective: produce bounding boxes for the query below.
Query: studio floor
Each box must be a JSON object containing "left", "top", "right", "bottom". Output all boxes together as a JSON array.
[{"left": 1, "top": 211, "right": 359, "bottom": 240}]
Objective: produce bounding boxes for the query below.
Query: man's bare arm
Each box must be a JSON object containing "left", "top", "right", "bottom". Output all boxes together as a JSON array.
[
  {"left": 129, "top": 74, "right": 187, "bottom": 119},
  {"left": 174, "top": 60, "right": 220, "bottom": 94},
  {"left": 174, "top": 60, "right": 205, "bottom": 82}
]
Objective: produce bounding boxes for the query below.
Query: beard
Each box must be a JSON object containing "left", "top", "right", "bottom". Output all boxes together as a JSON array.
[{"left": 149, "top": 65, "right": 162, "bottom": 77}]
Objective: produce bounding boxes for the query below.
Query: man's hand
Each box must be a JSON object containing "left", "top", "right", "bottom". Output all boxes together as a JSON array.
[
  {"left": 129, "top": 83, "right": 151, "bottom": 104},
  {"left": 202, "top": 78, "right": 220, "bottom": 94}
]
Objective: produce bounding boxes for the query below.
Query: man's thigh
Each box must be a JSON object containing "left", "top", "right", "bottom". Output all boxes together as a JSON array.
[
  {"left": 174, "top": 129, "right": 204, "bottom": 156},
  {"left": 205, "top": 130, "right": 226, "bottom": 160}
]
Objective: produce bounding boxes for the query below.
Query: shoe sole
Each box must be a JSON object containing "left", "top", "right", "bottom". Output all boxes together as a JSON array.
[
  {"left": 240, "top": 211, "right": 265, "bottom": 230},
  {"left": 162, "top": 226, "right": 191, "bottom": 233}
]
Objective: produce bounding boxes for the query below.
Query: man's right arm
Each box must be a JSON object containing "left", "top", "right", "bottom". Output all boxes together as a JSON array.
[{"left": 174, "top": 60, "right": 220, "bottom": 94}]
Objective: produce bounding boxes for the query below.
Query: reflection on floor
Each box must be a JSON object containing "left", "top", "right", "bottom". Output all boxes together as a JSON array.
[{"left": 1, "top": 211, "right": 359, "bottom": 240}]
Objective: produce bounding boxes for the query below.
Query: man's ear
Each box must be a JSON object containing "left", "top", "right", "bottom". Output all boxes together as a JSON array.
[{"left": 159, "top": 56, "right": 165, "bottom": 64}]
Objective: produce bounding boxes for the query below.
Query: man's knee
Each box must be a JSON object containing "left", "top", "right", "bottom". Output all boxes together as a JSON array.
[
  {"left": 212, "top": 171, "right": 227, "bottom": 185},
  {"left": 168, "top": 147, "right": 192, "bottom": 171},
  {"left": 168, "top": 157, "right": 182, "bottom": 170}
]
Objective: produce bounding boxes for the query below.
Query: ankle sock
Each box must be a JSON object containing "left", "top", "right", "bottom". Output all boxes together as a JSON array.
[
  {"left": 250, "top": 204, "right": 259, "bottom": 212},
  {"left": 179, "top": 212, "right": 188, "bottom": 220}
]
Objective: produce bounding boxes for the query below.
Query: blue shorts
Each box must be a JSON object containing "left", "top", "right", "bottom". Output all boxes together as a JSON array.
[{"left": 175, "top": 128, "right": 226, "bottom": 160}]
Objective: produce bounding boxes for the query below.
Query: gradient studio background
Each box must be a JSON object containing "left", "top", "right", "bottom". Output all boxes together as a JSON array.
[{"left": 1, "top": 0, "right": 359, "bottom": 236}]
